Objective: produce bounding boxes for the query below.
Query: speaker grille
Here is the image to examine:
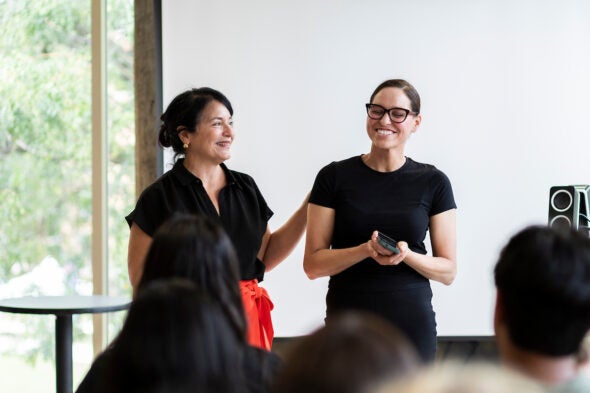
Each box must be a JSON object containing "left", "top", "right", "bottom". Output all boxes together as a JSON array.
[
  {"left": 550, "top": 189, "right": 573, "bottom": 212},
  {"left": 549, "top": 215, "right": 572, "bottom": 231}
]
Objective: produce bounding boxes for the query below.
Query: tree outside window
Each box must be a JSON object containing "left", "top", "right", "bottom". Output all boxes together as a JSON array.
[{"left": 0, "top": 0, "right": 134, "bottom": 390}]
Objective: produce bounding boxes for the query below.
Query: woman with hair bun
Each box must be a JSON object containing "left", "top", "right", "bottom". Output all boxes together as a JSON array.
[{"left": 126, "top": 87, "right": 308, "bottom": 350}]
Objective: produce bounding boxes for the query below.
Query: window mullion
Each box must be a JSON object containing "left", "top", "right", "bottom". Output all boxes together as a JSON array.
[{"left": 91, "top": 0, "right": 108, "bottom": 355}]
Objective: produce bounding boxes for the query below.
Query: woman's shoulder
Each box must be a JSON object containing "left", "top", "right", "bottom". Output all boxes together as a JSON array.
[
  {"left": 405, "top": 157, "right": 449, "bottom": 177},
  {"left": 137, "top": 160, "right": 197, "bottom": 199},
  {"left": 405, "top": 158, "right": 455, "bottom": 200},
  {"left": 222, "top": 164, "right": 259, "bottom": 188},
  {"left": 135, "top": 171, "right": 175, "bottom": 202},
  {"left": 318, "top": 155, "right": 362, "bottom": 173},
  {"left": 225, "top": 166, "right": 254, "bottom": 182}
]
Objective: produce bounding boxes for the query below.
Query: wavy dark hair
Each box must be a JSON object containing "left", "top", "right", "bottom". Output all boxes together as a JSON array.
[
  {"left": 158, "top": 87, "right": 233, "bottom": 159},
  {"left": 137, "top": 213, "right": 247, "bottom": 343}
]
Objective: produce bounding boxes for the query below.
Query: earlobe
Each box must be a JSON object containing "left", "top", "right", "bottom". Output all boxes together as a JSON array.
[
  {"left": 414, "top": 114, "right": 422, "bottom": 128},
  {"left": 177, "top": 128, "right": 190, "bottom": 145},
  {"left": 411, "top": 114, "right": 422, "bottom": 133}
]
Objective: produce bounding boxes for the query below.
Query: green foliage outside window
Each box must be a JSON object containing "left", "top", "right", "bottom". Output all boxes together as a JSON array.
[{"left": 0, "top": 0, "right": 135, "bottom": 364}]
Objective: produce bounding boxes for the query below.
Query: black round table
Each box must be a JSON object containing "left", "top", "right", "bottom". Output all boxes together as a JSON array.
[{"left": 0, "top": 295, "right": 131, "bottom": 393}]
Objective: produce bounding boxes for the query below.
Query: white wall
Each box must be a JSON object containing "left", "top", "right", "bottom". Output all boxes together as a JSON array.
[{"left": 162, "top": 0, "right": 590, "bottom": 337}]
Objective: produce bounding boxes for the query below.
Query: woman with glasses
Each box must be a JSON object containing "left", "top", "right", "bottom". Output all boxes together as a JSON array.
[
  {"left": 303, "top": 79, "right": 457, "bottom": 362},
  {"left": 126, "top": 87, "right": 308, "bottom": 350}
]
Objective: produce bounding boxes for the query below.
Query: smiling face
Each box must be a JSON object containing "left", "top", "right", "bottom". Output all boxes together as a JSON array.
[
  {"left": 181, "top": 100, "right": 234, "bottom": 165},
  {"left": 366, "top": 87, "right": 421, "bottom": 152}
]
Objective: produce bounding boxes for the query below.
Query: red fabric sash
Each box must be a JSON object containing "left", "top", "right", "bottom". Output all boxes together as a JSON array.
[{"left": 239, "top": 279, "right": 274, "bottom": 350}]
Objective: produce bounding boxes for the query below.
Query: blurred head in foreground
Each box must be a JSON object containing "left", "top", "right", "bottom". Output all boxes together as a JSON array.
[{"left": 272, "top": 311, "right": 420, "bottom": 393}]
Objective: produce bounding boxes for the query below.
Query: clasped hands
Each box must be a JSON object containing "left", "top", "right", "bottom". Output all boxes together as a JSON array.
[{"left": 368, "top": 230, "right": 409, "bottom": 266}]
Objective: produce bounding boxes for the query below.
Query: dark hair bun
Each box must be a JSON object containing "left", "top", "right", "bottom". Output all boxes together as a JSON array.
[{"left": 158, "top": 123, "right": 172, "bottom": 148}]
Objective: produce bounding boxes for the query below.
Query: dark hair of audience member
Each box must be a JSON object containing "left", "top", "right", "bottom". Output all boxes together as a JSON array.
[
  {"left": 271, "top": 311, "right": 421, "bottom": 393},
  {"left": 494, "top": 225, "right": 590, "bottom": 356},
  {"left": 137, "top": 213, "right": 247, "bottom": 341},
  {"left": 134, "top": 214, "right": 281, "bottom": 393},
  {"left": 104, "top": 278, "right": 244, "bottom": 393}
]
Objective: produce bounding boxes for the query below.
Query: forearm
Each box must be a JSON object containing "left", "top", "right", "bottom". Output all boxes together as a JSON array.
[
  {"left": 262, "top": 198, "right": 308, "bottom": 271},
  {"left": 403, "top": 251, "right": 457, "bottom": 285},
  {"left": 303, "top": 243, "right": 371, "bottom": 279},
  {"left": 127, "top": 258, "right": 142, "bottom": 295}
]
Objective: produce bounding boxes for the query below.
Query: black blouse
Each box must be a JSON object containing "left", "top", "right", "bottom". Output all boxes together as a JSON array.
[{"left": 126, "top": 159, "right": 273, "bottom": 281}]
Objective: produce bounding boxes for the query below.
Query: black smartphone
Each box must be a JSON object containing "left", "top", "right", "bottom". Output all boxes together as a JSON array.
[{"left": 376, "top": 231, "right": 400, "bottom": 254}]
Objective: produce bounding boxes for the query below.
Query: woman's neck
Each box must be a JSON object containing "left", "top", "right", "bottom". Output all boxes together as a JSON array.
[
  {"left": 362, "top": 150, "right": 406, "bottom": 172},
  {"left": 182, "top": 155, "right": 225, "bottom": 186}
]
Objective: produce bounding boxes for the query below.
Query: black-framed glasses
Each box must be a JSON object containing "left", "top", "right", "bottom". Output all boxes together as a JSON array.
[{"left": 365, "top": 103, "right": 417, "bottom": 123}]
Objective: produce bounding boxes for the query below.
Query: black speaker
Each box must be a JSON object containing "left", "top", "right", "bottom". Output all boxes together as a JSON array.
[{"left": 548, "top": 185, "right": 590, "bottom": 235}]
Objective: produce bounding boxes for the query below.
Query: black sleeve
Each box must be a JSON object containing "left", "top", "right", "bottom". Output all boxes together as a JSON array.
[
  {"left": 248, "top": 174, "right": 274, "bottom": 223},
  {"left": 125, "top": 182, "right": 173, "bottom": 237},
  {"left": 429, "top": 169, "right": 456, "bottom": 216},
  {"left": 309, "top": 162, "right": 337, "bottom": 208}
]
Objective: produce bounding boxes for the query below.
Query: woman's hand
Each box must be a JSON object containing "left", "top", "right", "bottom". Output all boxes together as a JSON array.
[{"left": 369, "top": 230, "right": 411, "bottom": 266}]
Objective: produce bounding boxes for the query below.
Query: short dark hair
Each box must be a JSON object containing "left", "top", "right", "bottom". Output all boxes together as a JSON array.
[
  {"left": 137, "top": 213, "right": 247, "bottom": 342},
  {"left": 494, "top": 225, "right": 590, "bottom": 356},
  {"left": 158, "top": 87, "right": 234, "bottom": 159},
  {"left": 370, "top": 79, "right": 421, "bottom": 114}
]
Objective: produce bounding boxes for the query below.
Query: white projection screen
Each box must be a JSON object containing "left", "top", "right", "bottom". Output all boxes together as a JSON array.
[{"left": 161, "top": 0, "right": 590, "bottom": 337}]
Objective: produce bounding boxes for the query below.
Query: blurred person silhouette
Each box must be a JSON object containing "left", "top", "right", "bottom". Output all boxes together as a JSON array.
[
  {"left": 138, "top": 213, "right": 282, "bottom": 392},
  {"left": 126, "top": 87, "right": 308, "bottom": 350},
  {"left": 77, "top": 214, "right": 281, "bottom": 393},
  {"left": 76, "top": 278, "right": 244, "bottom": 393},
  {"left": 374, "top": 361, "right": 545, "bottom": 393},
  {"left": 138, "top": 212, "right": 247, "bottom": 338},
  {"left": 271, "top": 311, "right": 421, "bottom": 393},
  {"left": 494, "top": 225, "right": 590, "bottom": 392}
]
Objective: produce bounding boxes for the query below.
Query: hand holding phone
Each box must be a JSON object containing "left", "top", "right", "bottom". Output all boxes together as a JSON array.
[{"left": 376, "top": 231, "right": 400, "bottom": 255}]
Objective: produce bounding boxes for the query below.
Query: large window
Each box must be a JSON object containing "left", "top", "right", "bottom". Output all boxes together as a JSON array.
[{"left": 0, "top": 0, "right": 134, "bottom": 390}]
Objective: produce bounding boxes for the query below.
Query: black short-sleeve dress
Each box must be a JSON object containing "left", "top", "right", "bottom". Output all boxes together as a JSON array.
[{"left": 309, "top": 155, "right": 456, "bottom": 361}]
